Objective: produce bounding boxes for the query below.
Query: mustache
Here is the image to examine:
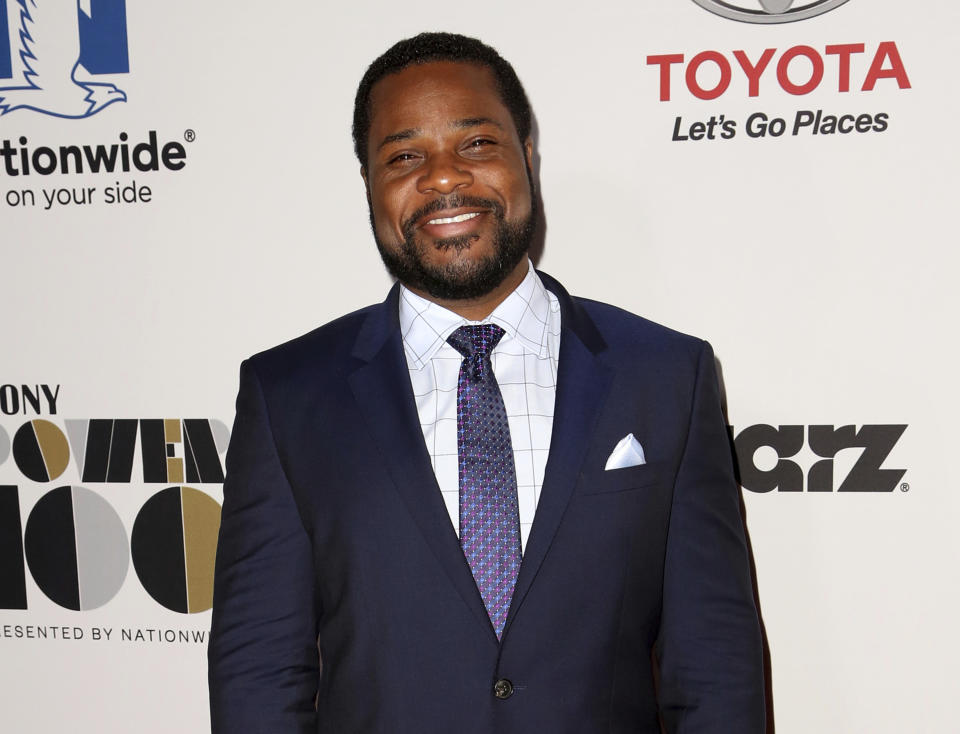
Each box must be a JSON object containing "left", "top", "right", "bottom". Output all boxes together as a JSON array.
[{"left": 401, "top": 194, "right": 503, "bottom": 237}]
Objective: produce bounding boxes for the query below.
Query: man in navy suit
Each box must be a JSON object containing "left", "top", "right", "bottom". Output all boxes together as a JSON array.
[{"left": 208, "top": 32, "right": 765, "bottom": 733}]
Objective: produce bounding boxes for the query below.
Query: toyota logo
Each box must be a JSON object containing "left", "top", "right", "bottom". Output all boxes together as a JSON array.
[{"left": 691, "top": 0, "right": 851, "bottom": 24}]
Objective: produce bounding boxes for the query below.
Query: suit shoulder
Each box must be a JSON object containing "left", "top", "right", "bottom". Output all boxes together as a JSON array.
[
  {"left": 537, "top": 270, "right": 707, "bottom": 362},
  {"left": 574, "top": 296, "right": 707, "bottom": 359},
  {"left": 244, "top": 302, "right": 378, "bottom": 386}
]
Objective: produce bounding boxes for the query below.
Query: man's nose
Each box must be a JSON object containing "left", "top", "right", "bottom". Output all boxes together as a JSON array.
[{"left": 416, "top": 155, "right": 473, "bottom": 195}]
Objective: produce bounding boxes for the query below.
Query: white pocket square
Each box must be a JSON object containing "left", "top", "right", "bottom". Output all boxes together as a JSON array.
[{"left": 604, "top": 433, "right": 646, "bottom": 470}]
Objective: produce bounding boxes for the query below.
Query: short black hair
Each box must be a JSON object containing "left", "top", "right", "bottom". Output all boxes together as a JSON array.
[{"left": 352, "top": 32, "right": 532, "bottom": 169}]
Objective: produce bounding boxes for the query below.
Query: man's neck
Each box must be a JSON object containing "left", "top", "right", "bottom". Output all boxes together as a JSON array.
[{"left": 404, "top": 258, "right": 529, "bottom": 322}]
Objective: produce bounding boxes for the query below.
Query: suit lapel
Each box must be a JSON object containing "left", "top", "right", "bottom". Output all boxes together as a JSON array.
[
  {"left": 346, "top": 274, "right": 612, "bottom": 644},
  {"left": 505, "top": 272, "right": 613, "bottom": 634},
  {"left": 347, "top": 287, "right": 498, "bottom": 645}
]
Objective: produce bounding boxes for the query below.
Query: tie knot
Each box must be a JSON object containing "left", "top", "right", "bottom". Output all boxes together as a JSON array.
[{"left": 447, "top": 324, "right": 505, "bottom": 360}]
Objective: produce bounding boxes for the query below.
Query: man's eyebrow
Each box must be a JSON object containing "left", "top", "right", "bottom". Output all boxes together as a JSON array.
[
  {"left": 377, "top": 128, "right": 419, "bottom": 151},
  {"left": 376, "top": 118, "right": 505, "bottom": 151},
  {"left": 453, "top": 117, "right": 504, "bottom": 130}
]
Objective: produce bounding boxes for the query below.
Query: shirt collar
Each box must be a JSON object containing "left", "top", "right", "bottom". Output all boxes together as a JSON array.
[{"left": 399, "top": 260, "right": 554, "bottom": 369}]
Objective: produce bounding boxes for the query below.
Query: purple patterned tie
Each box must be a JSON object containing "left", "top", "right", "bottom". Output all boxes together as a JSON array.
[{"left": 447, "top": 324, "right": 521, "bottom": 640}]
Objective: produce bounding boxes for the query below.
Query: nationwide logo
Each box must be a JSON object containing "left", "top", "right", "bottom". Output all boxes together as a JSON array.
[
  {"left": 691, "top": 0, "right": 851, "bottom": 24},
  {"left": 0, "top": 0, "right": 129, "bottom": 118}
]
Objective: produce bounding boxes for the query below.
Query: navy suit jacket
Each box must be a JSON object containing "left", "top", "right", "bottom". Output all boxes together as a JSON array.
[{"left": 208, "top": 272, "right": 765, "bottom": 733}]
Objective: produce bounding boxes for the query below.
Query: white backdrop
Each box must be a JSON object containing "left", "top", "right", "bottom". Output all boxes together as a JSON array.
[{"left": 2, "top": 1, "right": 957, "bottom": 732}]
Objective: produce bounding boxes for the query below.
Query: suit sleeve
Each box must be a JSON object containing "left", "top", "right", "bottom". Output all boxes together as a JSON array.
[
  {"left": 656, "top": 341, "right": 766, "bottom": 733},
  {"left": 208, "top": 360, "right": 320, "bottom": 733}
]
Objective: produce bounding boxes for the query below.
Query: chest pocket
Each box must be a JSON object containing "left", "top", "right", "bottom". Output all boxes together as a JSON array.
[{"left": 576, "top": 461, "right": 672, "bottom": 496}]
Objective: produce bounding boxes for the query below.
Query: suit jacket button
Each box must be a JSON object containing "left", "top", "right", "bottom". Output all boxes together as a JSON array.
[{"left": 493, "top": 678, "right": 514, "bottom": 699}]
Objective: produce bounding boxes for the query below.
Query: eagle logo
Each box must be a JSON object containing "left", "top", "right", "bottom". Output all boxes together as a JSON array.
[
  {"left": 0, "top": 0, "right": 127, "bottom": 118},
  {"left": 690, "top": 0, "right": 852, "bottom": 24}
]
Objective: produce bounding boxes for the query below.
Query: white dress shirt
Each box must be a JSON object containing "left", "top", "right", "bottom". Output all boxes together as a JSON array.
[{"left": 399, "top": 260, "right": 561, "bottom": 552}]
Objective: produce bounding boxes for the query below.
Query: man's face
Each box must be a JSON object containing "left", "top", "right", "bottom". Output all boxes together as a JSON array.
[{"left": 363, "top": 61, "right": 535, "bottom": 301}]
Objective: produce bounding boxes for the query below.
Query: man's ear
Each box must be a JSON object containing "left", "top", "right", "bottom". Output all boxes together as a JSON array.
[
  {"left": 361, "top": 165, "right": 375, "bottom": 208},
  {"left": 523, "top": 138, "right": 536, "bottom": 196}
]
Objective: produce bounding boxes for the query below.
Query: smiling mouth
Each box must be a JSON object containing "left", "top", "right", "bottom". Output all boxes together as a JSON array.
[
  {"left": 402, "top": 195, "right": 503, "bottom": 240},
  {"left": 426, "top": 212, "right": 482, "bottom": 225}
]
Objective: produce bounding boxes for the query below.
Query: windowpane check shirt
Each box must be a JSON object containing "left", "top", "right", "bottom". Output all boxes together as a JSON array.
[{"left": 399, "top": 261, "right": 562, "bottom": 552}]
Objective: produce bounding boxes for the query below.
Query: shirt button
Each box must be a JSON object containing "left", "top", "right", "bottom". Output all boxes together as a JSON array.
[{"left": 493, "top": 678, "right": 514, "bottom": 699}]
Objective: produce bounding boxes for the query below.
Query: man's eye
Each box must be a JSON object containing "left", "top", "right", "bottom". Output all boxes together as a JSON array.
[
  {"left": 388, "top": 152, "right": 417, "bottom": 164},
  {"left": 467, "top": 138, "right": 494, "bottom": 148}
]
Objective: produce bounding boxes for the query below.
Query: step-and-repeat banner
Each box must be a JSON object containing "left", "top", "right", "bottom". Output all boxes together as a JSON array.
[{"left": 2, "top": 2, "right": 956, "bottom": 732}]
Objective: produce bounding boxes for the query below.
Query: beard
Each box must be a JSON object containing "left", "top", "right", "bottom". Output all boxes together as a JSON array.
[{"left": 372, "top": 192, "right": 536, "bottom": 301}]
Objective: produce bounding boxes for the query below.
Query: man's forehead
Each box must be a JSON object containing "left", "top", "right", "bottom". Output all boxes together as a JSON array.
[{"left": 368, "top": 62, "right": 503, "bottom": 119}]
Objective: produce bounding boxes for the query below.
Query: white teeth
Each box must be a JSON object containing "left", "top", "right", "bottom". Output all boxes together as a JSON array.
[{"left": 427, "top": 212, "right": 480, "bottom": 225}]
